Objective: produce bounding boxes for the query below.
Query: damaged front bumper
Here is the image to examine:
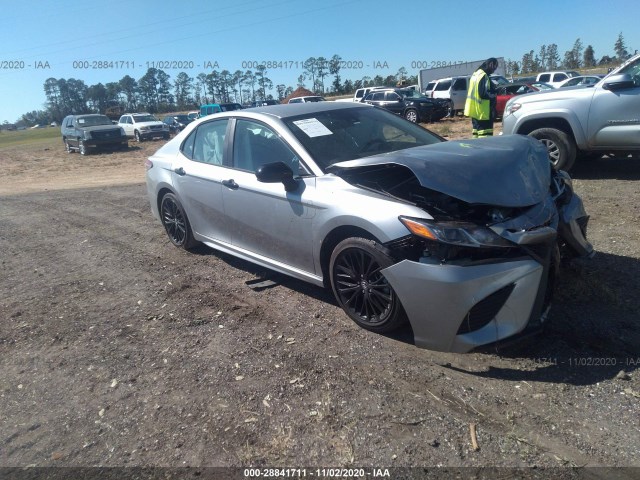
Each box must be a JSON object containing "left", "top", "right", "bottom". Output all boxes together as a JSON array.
[{"left": 382, "top": 257, "right": 545, "bottom": 353}]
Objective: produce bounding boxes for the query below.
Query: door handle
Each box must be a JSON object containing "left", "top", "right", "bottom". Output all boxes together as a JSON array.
[
  {"left": 174, "top": 167, "right": 186, "bottom": 176},
  {"left": 222, "top": 179, "right": 239, "bottom": 190}
]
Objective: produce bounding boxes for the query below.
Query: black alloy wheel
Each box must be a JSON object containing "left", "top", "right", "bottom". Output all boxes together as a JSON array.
[
  {"left": 160, "top": 193, "right": 198, "bottom": 250},
  {"left": 330, "top": 238, "right": 406, "bottom": 333}
]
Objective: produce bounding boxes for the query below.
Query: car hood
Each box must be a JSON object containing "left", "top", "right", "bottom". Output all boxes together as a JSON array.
[{"left": 329, "top": 135, "right": 550, "bottom": 207}]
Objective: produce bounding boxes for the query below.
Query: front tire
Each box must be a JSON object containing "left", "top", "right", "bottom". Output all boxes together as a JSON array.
[
  {"left": 78, "top": 141, "right": 87, "bottom": 155},
  {"left": 529, "top": 128, "right": 576, "bottom": 171},
  {"left": 135, "top": 130, "right": 142, "bottom": 142},
  {"left": 160, "top": 193, "right": 199, "bottom": 250},
  {"left": 330, "top": 237, "right": 407, "bottom": 333}
]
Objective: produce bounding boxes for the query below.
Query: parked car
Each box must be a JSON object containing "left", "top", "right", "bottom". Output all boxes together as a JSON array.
[
  {"left": 353, "top": 86, "right": 387, "bottom": 102},
  {"left": 425, "top": 74, "right": 510, "bottom": 117},
  {"left": 200, "top": 103, "right": 222, "bottom": 117},
  {"left": 145, "top": 102, "right": 592, "bottom": 353},
  {"left": 557, "top": 75, "right": 603, "bottom": 88},
  {"left": 187, "top": 111, "right": 200, "bottom": 121},
  {"left": 288, "top": 96, "right": 326, "bottom": 103},
  {"left": 425, "top": 76, "right": 468, "bottom": 117},
  {"left": 363, "top": 88, "right": 448, "bottom": 123},
  {"left": 61, "top": 114, "right": 128, "bottom": 155},
  {"left": 220, "top": 103, "right": 244, "bottom": 111},
  {"left": 535, "top": 71, "right": 581, "bottom": 88},
  {"left": 502, "top": 53, "right": 640, "bottom": 170},
  {"left": 162, "top": 114, "right": 192, "bottom": 134},
  {"left": 118, "top": 113, "right": 169, "bottom": 142},
  {"left": 495, "top": 82, "right": 554, "bottom": 118},
  {"left": 248, "top": 100, "right": 280, "bottom": 107}
]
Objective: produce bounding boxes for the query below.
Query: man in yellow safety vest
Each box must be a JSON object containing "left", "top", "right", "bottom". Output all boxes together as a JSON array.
[{"left": 464, "top": 58, "right": 498, "bottom": 138}]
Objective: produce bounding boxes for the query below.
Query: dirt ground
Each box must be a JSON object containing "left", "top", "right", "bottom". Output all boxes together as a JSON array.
[{"left": 1, "top": 118, "right": 639, "bottom": 478}]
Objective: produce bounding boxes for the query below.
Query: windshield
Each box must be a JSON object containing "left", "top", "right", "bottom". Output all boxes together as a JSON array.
[
  {"left": 283, "top": 106, "right": 443, "bottom": 171},
  {"left": 397, "top": 89, "right": 427, "bottom": 100},
  {"left": 77, "top": 115, "right": 112, "bottom": 126},
  {"left": 617, "top": 55, "right": 640, "bottom": 86},
  {"left": 174, "top": 115, "right": 190, "bottom": 122},
  {"left": 132, "top": 114, "right": 157, "bottom": 122}
]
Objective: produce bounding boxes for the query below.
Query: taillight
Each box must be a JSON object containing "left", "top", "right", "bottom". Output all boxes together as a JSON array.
[{"left": 145, "top": 159, "right": 153, "bottom": 170}]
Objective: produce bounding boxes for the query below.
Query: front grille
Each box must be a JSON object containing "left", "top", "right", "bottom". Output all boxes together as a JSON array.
[
  {"left": 149, "top": 125, "right": 162, "bottom": 131},
  {"left": 457, "top": 284, "right": 515, "bottom": 334},
  {"left": 92, "top": 130, "right": 120, "bottom": 140}
]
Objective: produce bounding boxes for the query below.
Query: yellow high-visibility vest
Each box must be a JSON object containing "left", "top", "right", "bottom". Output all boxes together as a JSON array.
[{"left": 464, "top": 70, "right": 491, "bottom": 120}]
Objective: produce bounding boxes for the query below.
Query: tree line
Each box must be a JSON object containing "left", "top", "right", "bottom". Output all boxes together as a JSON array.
[
  {"left": 10, "top": 33, "right": 635, "bottom": 126},
  {"left": 17, "top": 55, "right": 417, "bottom": 126},
  {"left": 505, "top": 32, "right": 633, "bottom": 76}
]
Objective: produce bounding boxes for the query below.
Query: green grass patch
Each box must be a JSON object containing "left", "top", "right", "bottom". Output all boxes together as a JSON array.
[{"left": 0, "top": 127, "right": 60, "bottom": 148}]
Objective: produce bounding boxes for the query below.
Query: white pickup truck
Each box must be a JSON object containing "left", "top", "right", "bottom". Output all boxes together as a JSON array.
[{"left": 502, "top": 54, "right": 640, "bottom": 171}]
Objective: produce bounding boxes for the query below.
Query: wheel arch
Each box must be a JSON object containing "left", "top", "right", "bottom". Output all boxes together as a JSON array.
[
  {"left": 319, "top": 225, "right": 382, "bottom": 288},
  {"left": 515, "top": 117, "right": 580, "bottom": 147}
]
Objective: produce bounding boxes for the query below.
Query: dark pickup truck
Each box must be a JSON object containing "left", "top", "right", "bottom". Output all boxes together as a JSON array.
[{"left": 61, "top": 114, "right": 128, "bottom": 155}]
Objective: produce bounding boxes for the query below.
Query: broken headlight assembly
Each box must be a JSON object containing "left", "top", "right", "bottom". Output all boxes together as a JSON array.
[{"left": 399, "top": 216, "right": 513, "bottom": 249}]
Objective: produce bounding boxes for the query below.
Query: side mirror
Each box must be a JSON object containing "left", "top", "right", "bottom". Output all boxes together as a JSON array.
[
  {"left": 256, "top": 161, "right": 298, "bottom": 192},
  {"left": 602, "top": 73, "right": 636, "bottom": 91}
]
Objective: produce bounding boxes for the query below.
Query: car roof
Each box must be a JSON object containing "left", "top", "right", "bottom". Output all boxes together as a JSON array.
[{"left": 220, "top": 101, "right": 373, "bottom": 119}]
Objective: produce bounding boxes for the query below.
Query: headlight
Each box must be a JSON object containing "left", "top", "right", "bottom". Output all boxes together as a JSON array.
[
  {"left": 505, "top": 102, "right": 522, "bottom": 115},
  {"left": 119, "top": 127, "right": 126, "bottom": 136},
  {"left": 140, "top": 126, "right": 149, "bottom": 131},
  {"left": 399, "top": 216, "right": 512, "bottom": 248},
  {"left": 83, "top": 131, "right": 92, "bottom": 140}
]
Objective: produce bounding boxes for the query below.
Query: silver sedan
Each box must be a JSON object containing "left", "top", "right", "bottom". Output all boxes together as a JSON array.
[{"left": 145, "top": 102, "right": 593, "bottom": 352}]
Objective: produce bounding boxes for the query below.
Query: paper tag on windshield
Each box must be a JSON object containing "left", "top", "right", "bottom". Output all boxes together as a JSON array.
[{"left": 292, "top": 118, "right": 332, "bottom": 137}]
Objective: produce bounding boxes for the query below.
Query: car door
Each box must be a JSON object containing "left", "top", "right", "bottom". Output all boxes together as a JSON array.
[
  {"left": 170, "top": 118, "right": 231, "bottom": 243},
  {"left": 119, "top": 116, "right": 133, "bottom": 136},
  {"left": 220, "top": 118, "right": 317, "bottom": 274},
  {"left": 587, "top": 56, "right": 640, "bottom": 148},
  {"left": 383, "top": 91, "right": 405, "bottom": 115}
]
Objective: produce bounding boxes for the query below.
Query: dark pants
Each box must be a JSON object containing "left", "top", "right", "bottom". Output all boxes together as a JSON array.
[{"left": 471, "top": 118, "right": 493, "bottom": 138}]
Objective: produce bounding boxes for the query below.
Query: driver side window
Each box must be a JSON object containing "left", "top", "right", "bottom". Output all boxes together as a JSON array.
[{"left": 233, "top": 119, "right": 307, "bottom": 175}]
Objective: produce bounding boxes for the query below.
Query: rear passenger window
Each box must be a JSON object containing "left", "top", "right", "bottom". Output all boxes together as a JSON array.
[
  {"left": 435, "top": 80, "right": 451, "bottom": 91},
  {"left": 181, "top": 119, "right": 228, "bottom": 165}
]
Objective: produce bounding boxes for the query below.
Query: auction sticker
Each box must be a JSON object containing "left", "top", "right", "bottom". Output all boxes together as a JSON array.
[{"left": 292, "top": 118, "right": 333, "bottom": 137}]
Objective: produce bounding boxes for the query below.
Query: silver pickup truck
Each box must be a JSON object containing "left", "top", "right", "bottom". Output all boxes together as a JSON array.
[{"left": 501, "top": 53, "right": 640, "bottom": 170}]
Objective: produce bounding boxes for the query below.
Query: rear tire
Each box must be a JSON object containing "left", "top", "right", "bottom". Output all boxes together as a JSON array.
[
  {"left": 330, "top": 237, "right": 407, "bottom": 333},
  {"left": 404, "top": 109, "right": 418, "bottom": 123},
  {"left": 446, "top": 100, "right": 455, "bottom": 118},
  {"left": 529, "top": 128, "right": 576, "bottom": 171},
  {"left": 160, "top": 193, "right": 199, "bottom": 250}
]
